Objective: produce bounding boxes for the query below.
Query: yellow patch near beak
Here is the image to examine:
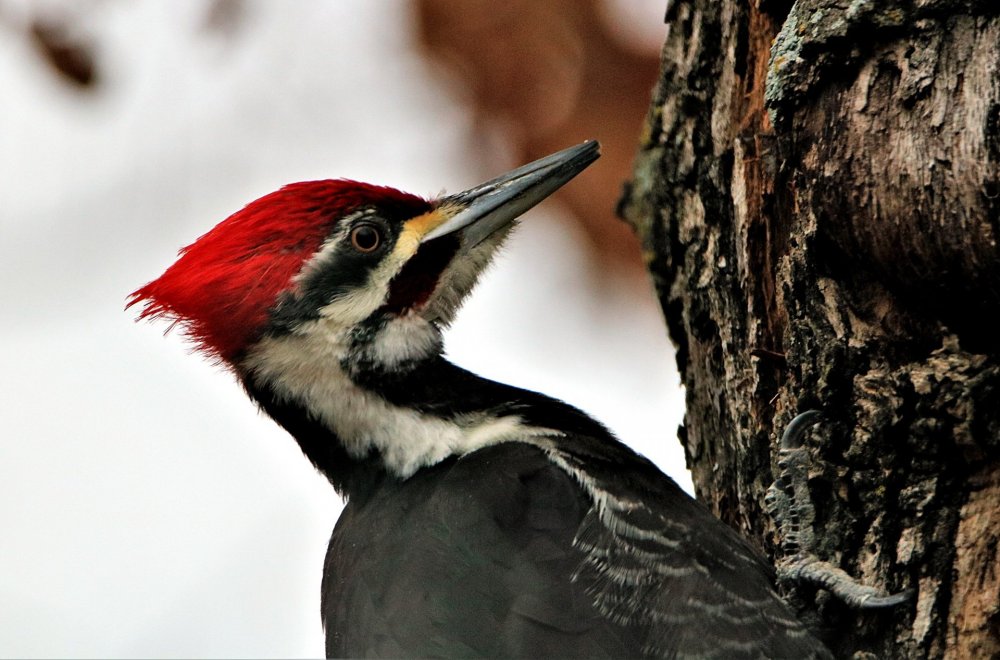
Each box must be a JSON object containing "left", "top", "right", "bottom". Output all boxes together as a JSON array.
[{"left": 394, "top": 207, "right": 458, "bottom": 259}]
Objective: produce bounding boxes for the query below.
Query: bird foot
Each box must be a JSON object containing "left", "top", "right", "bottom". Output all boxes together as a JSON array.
[
  {"left": 765, "top": 411, "right": 911, "bottom": 610},
  {"left": 776, "top": 556, "right": 914, "bottom": 610}
]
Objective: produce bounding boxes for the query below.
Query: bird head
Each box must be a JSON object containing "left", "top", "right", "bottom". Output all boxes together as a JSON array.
[{"left": 129, "top": 142, "right": 600, "bottom": 379}]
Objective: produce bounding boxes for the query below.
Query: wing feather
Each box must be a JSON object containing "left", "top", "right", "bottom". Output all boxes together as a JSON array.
[{"left": 537, "top": 440, "right": 831, "bottom": 659}]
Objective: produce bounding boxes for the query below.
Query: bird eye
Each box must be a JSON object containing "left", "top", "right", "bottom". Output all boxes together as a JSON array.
[{"left": 350, "top": 224, "right": 382, "bottom": 253}]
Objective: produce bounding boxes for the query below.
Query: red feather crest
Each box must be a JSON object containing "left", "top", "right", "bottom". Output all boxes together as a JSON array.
[{"left": 128, "top": 180, "right": 429, "bottom": 363}]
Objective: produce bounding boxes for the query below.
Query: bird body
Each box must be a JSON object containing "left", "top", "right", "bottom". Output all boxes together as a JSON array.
[{"left": 131, "top": 142, "right": 830, "bottom": 658}]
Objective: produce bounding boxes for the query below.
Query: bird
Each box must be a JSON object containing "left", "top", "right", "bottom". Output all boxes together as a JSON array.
[{"left": 129, "top": 141, "right": 831, "bottom": 658}]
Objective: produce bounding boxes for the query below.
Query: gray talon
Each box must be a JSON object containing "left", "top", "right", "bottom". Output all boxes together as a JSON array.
[{"left": 767, "top": 410, "right": 911, "bottom": 610}]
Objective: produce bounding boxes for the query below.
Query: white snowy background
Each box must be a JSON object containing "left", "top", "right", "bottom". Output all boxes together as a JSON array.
[{"left": 0, "top": 1, "right": 687, "bottom": 656}]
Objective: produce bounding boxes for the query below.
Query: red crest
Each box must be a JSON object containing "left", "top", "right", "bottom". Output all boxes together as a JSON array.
[{"left": 128, "top": 180, "right": 429, "bottom": 362}]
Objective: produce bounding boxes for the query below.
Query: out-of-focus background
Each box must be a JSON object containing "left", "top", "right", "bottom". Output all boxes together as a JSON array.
[{"left": 0, "top": 1, "right": 685, "bottom": 656}]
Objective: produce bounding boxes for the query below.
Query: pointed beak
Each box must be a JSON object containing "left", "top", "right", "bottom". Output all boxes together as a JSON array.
[{"left": 419, "top": 141, "right": 601, "bottom": 247}]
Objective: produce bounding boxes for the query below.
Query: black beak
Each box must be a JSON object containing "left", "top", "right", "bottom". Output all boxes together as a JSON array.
[{"left": 420, "top": 141, "right": 601, "bottom": 248}]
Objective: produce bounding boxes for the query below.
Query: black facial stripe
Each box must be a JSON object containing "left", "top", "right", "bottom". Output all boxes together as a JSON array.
[
  {"left": 265, "top": 208, "right": 399, "bottom": 335},
  {"left": 380, "top": 234, "right": 461, "bottom": 315}
]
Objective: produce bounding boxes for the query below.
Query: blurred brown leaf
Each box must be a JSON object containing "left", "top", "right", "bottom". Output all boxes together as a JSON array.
[
  {"left": 30, "top": 17, "right": 97, "bottom": 88},
  {"left": 414, "top": 0, "right": 662, "bottom": 278},
  {"left": 202, "top": 0, "right": 247, "bottom": 37}
]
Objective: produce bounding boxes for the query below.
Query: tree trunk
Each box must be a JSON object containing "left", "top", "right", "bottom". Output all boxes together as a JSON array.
[{"left": 619, "top": 2, "right": 1000, "bottom": 657}]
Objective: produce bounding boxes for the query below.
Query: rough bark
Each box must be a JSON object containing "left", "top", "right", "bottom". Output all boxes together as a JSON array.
[{"left": 619, "top": 2, "right": 1000, "bottom": 657}]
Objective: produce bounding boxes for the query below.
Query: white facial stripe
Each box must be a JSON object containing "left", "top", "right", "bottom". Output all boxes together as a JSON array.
[
  {"left": 316, "top": 284, "right": 387, "bottom": 330},
  {"left": 244, "top": 322, "right": 547, "bottom": 478}
]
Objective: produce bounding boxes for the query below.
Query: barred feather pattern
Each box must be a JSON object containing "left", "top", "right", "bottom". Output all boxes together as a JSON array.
[{"left": 530, "top": 439, "right": 832, "bottom": 659}]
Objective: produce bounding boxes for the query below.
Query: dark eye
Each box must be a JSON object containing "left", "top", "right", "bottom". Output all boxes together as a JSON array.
[{"left": 350, "top": 224, "right": 382, "bottom": 253}]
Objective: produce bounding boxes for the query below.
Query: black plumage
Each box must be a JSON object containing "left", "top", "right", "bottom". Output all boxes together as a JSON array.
[{"left": 248, "top": 361, "right": 830, "bottom": 659}]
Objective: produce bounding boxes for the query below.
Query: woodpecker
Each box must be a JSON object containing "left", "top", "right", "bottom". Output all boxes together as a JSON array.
[{"left": 130, "top": 142, "right": 831, "bottom": 658}]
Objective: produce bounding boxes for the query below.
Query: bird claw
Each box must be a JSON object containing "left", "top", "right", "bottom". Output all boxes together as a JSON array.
[
  {"left": 777, "top": 556, "right": 913, "bottom": 610},
  {"left": 766, "top": 410, "right": 911, "bottom": 610},
  {"left": 858, "top": 589, "right": 915, "bottom": 609}
]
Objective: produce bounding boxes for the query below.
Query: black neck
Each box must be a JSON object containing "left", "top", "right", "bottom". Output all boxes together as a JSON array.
[{"left": 241, "top": 356, "right": 611, "bottom": 499}]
